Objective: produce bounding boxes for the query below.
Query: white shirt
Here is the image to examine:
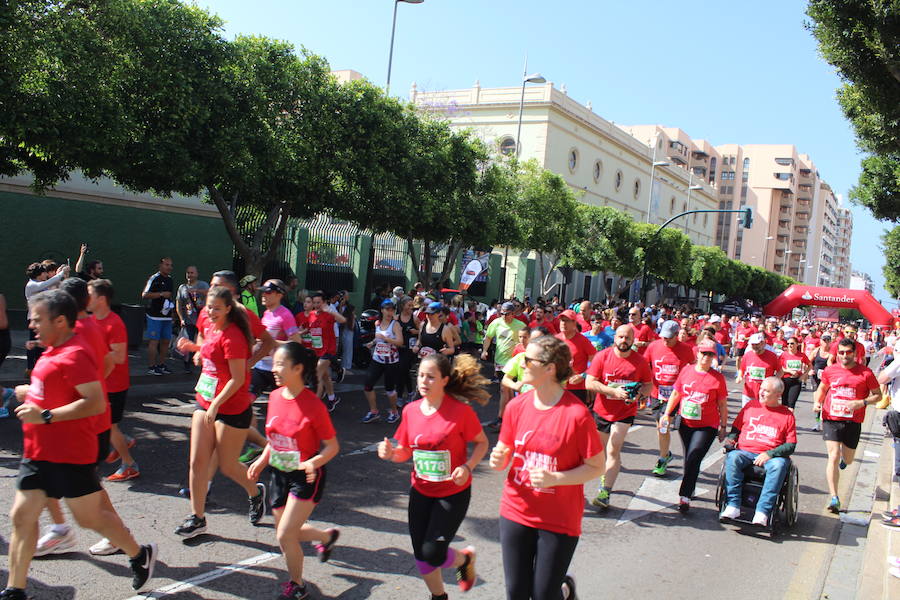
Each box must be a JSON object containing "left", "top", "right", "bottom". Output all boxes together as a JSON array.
[{"left": 880, "top": 357, "right": 900, "bottom": 411}]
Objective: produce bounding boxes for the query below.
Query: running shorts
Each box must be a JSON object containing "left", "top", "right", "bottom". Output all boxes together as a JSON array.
[
  {"left": 823, "top": 419, "right": 862, "bottom": 449},
  {"left": 18, "top": 459, "right": 102, "bottom": 499},
  {"left": 594, "top": 414, "right": 635, "bottom": 434},
  {"left": 269, "top": 465, "right": 327, "bottom": 509}
]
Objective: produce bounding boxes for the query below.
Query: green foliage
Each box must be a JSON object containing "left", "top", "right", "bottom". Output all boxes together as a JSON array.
[
  {"left": 688, "top": 246, "right": 731, "bottom": 293},
  {"left": 882, "top": 225, "right": 900, "bottom": 297},
  {"left": 807, "top": 0, "right": 900, "bottom": 220},
  {"left": 516, "top": 160, "right": 580, "bottom": 257}
]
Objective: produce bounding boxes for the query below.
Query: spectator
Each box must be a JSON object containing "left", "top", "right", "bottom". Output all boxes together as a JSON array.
[
  {"left": 24, "top": 261, "right": 69, "bottom": 374},
  {"left": 175, "top": 265, "right": 209, "bottom": 374},
  {"left": 239, "top": 275, "right": 260, "bottom": 317},
  {"left": 141, "top": 257, "right": 175, "bottom": 375},
  {"left": 74, "top": 243, "right": 104, "bottom": 281}
]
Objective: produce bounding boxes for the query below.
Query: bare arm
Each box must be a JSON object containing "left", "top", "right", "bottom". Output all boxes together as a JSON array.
[
  {"left": 15, "top": 381, "right": 104, "bottom": 424},
  {"left": 249, "top": 330, "right": 276, "bottom": 366}
]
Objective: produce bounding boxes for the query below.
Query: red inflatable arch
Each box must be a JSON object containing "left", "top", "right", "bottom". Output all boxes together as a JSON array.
[{"left": 764, "top": 285, "right": 893, "bottom": 328}]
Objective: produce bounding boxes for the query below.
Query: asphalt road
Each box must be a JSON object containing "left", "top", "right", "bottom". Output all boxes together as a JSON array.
[{"left": 0, "top": 364, "right": 879, "bottom": 600}]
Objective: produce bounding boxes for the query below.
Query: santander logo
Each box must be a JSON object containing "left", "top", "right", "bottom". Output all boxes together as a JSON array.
[{"left": 801, "top": 292, "right": 813, "bottom": 301}]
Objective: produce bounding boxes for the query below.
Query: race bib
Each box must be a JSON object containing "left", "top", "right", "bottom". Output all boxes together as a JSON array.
[
  {"left": 269, "top": 449, "right": 302, "bottom": 472},
  {"left": 195, "top": 373, "right": 218, "bottom": 401},
  {"left": 412, "top": 449, "right": 452, "bottom": 482},
  {"left": 310, "top": 328, "right": 323, "bottom": 349},
  {"left": 830, "top": 386, "right": 856, "bottom": 418},
  {"left": 658, "top": 385, "right": 674, "bottom": 400},
  {"left": 418, "top": 346, "right": 436, "bottom": 358},
  {"left": 747, "top": 366, "right": 766, "bottom": 381},
  {"left": 681, "top": 399, "right": 702, "bottom": 420},
  {"left": 786, "top": 359, "right": 802, "bottom": 373}
]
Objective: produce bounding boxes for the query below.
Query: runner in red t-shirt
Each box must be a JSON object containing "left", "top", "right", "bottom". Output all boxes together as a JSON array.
[
  {"left": 585, "top": 325, "right": 652, "bottom": 509},
  {"left": 247, "top": 343, "right": 340, "bottom": 598},
  {"left": 307, "top": 291, "right": 347, "bottom": 410},
  {"left": 733, "top": 317, "right": 757, "bottom": 378},
  {"left": 380, "top": 353, "right": 489, "bottom": 596},
  {"left": 736, "top": 333, "right": 782, "bottom": 406},
  {"left": 174, "top": 286, "right": 267, "bottom": 539},
  {"left": 555, "top": 310, "right": 600, "bottom": 407},
  {"left": 645, "top": 320, "right": 696, "bottom": 477},
  {"left": 11, "top": 289, "right": 158, "bottom": 593},
  {"left": 826, "top": 325, "right": 867, "bottom": 366},
  {"left": 778, "top": 337, "right": 810, "bottom": 410},
  {"left": 490, "top": 335, "right": 603, "bottom": 600},
  {"left": 528, "top": 306, "right": 558, "bottom": 335},
  {"left": 813, "top": 338, "right": 881, "bottom": 513},
  {"left": 659, "top": 340, "right": 729, "bottom": 511},
  {"left": 627, "top": 307, "right": 655, "bottom": 354}
]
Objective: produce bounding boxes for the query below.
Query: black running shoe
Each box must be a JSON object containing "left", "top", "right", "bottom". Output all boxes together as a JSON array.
[
  {"left": 316, "top": 528, "right": 340, "bottom": 563},
  {"left": 174, "top": 515, "right": 207, "bottom": 538},
  {"left": 129, "top": 543, "right": 158, "bottom": 591},
  {"left": 0, "top": 588, "right": 28, "bottom": 600},
  {"left": 562, "top": 574, "right": 578, "bottom": 600},
  {"left": 249, "top": 482, "right": 266, "bottom": 525},
  {"left": 326, "top": 395, "right": 340, "bottom": 413}
]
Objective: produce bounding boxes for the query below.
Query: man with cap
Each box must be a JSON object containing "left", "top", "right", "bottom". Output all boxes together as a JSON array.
[
  {"left": 481, "top": 302, "right": 525, "bottom": 429},
  {"left": 555, "top": 309, "right": 601, "bottom": 406},
  {"left": 736, "top": 332, "right": 782, "bottom": 407},
  {"left": 627, "top": 305, "right": 656, "bottom": 355},
  {"left": 709, "top": 315, "right": 731, "bottom": 357},
  {"left": 733, "top": 315, "right": 758, "bottom": 380},
  {"left": 645, "top": 320, "right": 696, "bottom": 476},
  {"left": 239, "top": 275, "right": 260, "bottom": 317}
]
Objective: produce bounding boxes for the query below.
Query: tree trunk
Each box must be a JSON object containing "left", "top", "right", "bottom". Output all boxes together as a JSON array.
[
  {"left": 539, "top": 252, "right": 561, "bottom": 297},
  {"left": 438, "top": 240, "right": 464, "bottom": 288},
  {"left": 422, "top": 239, "right": 433, "bottom": 286}
]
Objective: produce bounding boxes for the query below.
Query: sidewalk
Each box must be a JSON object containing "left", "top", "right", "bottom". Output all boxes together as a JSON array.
[
  {"left": 1, "top": 328, "right": 194, "bottom": 388},
  {"left": 859, "top": 423, "right": 900, "bottom": 599}
]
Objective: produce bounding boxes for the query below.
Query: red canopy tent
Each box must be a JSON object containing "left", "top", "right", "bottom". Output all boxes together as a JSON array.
[{"left": 763, "top": 285, "right": 893, "bottom": 328}]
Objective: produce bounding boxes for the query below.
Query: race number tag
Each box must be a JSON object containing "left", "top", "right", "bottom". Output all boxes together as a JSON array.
[
  {"left": 681, "top": 399, "right": 702, "bottom": 420},
  {"left": 412, "top": 449, "right": 452, "bottom": 482},
  {"left": 786, "top": 359, "right": 802, "bottom": 372},
  {"left": 830, "top": 386, "right": 856, "bottom": 418},
  {"left": 747, "top": 366, "right": 766, "bottom": 381},
  {"left": 659, "top": 385, "right": 674, "bottom": 400},
  {"left": 269, "top": 449, "right": 302, "bottom": 472},
  {"left": 310, "top": 328, "right": 323, "bottom": 349},
  {"left": 195, "top": 373, "right": 218, "bottom": 401}
]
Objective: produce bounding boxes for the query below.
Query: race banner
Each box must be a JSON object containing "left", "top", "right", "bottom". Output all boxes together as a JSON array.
[
  {"left": 810, "top": 307, "right": 839, "bottom": 322},
  {"left": 459, "top": 253, "right": 490, "bottom": 290}
]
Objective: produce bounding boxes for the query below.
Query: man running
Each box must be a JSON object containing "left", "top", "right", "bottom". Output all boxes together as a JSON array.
[
  {"left": 141, "top": 257, "right": 175, "bottom": 376},
  {"left": 586, "top": 325, "right": 652, "bottom": 509},
  {"left": 826, "top": 324, "right": 867, "bottom": 366},
  {"left": 481, "top": 302, "right": 525, "bottom": 429},
  {"left": 646, "top": 320, "right": 695, "bottom": 476},
  {"left": 814, "top": 337, "right": 881, "bottom": 513},
  {"left": 736, "top": 333, "right": 782, "bottom": 407},
  {"left": 308, "top": 290, "right": 347, "bottom": 411},
  {"left": 627, "top": 306, "right": 655, "bottom": 355},
  {"left": 733, "top": 316, "right": 757, "bottom": 379},
  {"left": 4, "top": 290, "right": 156, "bottom": 600}
]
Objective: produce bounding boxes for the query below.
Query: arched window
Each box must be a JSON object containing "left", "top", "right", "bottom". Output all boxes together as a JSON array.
[
  {"left": 499, "top": 137, "right": 516, "bottom": 156},
  {"left": 615, "top": 170, "right": 623, "bottom": 191},
  {"left": 593, "top": 160, "right": 602, "bottom": 183},
  {"left": 633, "top": 179, "right": 641, "bottom": 199},
  {"left": 568, "top": 148, "right": 578, "bottom": 172}
]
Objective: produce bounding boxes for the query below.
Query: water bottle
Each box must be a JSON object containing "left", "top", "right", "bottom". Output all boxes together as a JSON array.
[{"left": 658, "top": 420, "right": 668, "bottom": 435}]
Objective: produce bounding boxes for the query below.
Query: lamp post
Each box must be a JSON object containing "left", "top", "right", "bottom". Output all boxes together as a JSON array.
[
  {"left": 386, "top": 0, "right": 424, "bottom": 96},
  {"left": 783, "top": 250, "right": 793, "bottom": 276},
  {"left": 515, "top": 60, "right": 546, "bottom": 157},
  {"left": 685, "top": 174, "right": 703, "bottom": 237},
  {"left": 644, "top": 134, "right": 670, "bottom": 224},
  {"left": 763, "top": 235, "right": 774, "bottom": 271}
]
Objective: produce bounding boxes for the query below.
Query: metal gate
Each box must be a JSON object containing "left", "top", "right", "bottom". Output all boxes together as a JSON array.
[{"left": 303, "top": 217, "right": 356, "bottom": 293}]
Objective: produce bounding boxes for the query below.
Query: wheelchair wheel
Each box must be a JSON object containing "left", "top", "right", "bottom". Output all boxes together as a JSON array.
[
  {"left": 784, "top": 464, "right": 799, "bottom": 527},
  {"left": 715, "top": 462, "right": 726, "bottom": 511}
]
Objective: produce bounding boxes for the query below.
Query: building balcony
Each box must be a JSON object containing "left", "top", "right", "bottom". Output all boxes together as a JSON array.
[{"left": 668, "top": 152, "right": 688, "bottom": 165}]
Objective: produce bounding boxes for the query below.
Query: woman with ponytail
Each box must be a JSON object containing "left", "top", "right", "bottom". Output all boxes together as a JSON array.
[
  {"left": 247, "top": 342, "right": 340, "bottom": 600},
  {"left": 378, "top": 353, "right": 490, "bottom": 599}
]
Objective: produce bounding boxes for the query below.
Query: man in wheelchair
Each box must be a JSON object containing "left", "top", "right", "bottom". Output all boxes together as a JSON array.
[{"left": 720, "top": 377, "right": 797, "bottom": 526}]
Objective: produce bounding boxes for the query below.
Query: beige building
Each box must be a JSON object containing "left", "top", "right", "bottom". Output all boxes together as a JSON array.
[{"left": 833, "top": 207, "right": 853, "bottom": 287}]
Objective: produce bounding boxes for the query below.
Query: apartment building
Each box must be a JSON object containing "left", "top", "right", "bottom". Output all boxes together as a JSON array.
[
  {"left": 850, "top": 270, "right": 875, "bottom": 294},
  {"left": 833, "top": 207, "right": 853, "bottom": 287}
]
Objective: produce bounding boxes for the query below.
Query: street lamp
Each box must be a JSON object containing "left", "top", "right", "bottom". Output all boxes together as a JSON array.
[
  {"left": 685, "top": 178, "right": 703, "bottom": 236},
  {"left": 515, "top": 62, "right": 546, "bottom": 157},
  {"left": 783, "top": 249, "right": 793, "bottom": 276},
  {"left": 385, "top": 0, "right": 424, "bottom": 96},
  {"left": 644, "top": 134, "right": 670, "bottom": 223}
]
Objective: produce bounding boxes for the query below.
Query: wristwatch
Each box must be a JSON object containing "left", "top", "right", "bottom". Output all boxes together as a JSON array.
[{"left": 41, "top": 409, "right": 53, "bottom": 424}]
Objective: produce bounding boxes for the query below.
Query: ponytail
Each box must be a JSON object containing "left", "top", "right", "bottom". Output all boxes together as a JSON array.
[{"left": 421, "top": 353, "right": 490, "bottom": 406}]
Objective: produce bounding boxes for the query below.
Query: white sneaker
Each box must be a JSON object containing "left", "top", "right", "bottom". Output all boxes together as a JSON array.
[
  {"left": 89, "top": 537, "right": 121, "bottom": 556},
  {"left": 34, "top": 527, "right": 76, "bottom": 556},
  {"left": 720, "top": 505, "right": 741, "bottom": 521},
  {"left": 752, "top": 511, "right": 769, "bottom": 526}
]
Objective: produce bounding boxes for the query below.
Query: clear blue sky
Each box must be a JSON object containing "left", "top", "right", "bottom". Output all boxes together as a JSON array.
[{"left": 201, "top": 0, "right": 895, "bottom": 307}]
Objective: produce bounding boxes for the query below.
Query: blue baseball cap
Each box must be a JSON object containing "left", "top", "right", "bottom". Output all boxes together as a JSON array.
[
  {"left": 380, "top": 299, "right": 396, "bottom": 309},
  {"left": 425, "top": 301, "right": 443, "bottom": 314}
]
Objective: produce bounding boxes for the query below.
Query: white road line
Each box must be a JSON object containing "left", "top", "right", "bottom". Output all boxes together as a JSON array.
[
  {"left": 628, "top": 425, "right": 643, "bottom": 433},
  {"left": 125, "top": 551, "right": 281, "bottom": 600}
]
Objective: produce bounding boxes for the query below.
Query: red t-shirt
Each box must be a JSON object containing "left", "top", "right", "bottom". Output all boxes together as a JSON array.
[
  {"left": 395, "top": 395, "right": 483, "bottom": 498},
  {"left": 555, "top": 332, "right": 598, "bottom": 391},
  {"left": 734, "top": 325, "right": 757, "bottom": 349},
  {"left": 514, "top": 314, "right": 529, "bottom": 326},
  {"left": 587, "top": 347, "right": 652, "bottom": 421},
  {"left": 740, "top": 350, "right": 780, "bottom": 400},
  {"left": 93, "top": 311, "right": 129, "bottom": 393},
  {"left": 265, "top": 386, "right": 336, "bottom": 470},
  {"left": 733, "top": 403, "right": 797, "bottom": 455},
  {"left": 197, "top": 304, "right": 265, "bottom": 340},
  {"left": 499, "top": 390, "right": 603, "bottom": 537},
  {"left": 512, "top": 343, "right": 526, "bottom": 357},
  {"left": 196, "top": 323, "right": 252, "bottom": 414},
  {"left": 307, "top": 310, "right": 337, "bottom": 357},
  {"left": 529, "top": 319, "right": 558, "bottom": 335},
  {"left": 714, "top": 329, "right": 730, "bottom": 346},
  {"left": 630, "top": 323, "right": 657, "bottom": 354},
  {"left": 820, "top": 363, "right": 878, "bottom": 423},
  {"left": 575, "top": 315, "right": 591, "bottom": 333},
  {"left": 75, "top": 318, "right": 111, "bottom": 434},
  {"left": 828, "top": 339, "right": 866, "bottom": 364},
  {"left": 803, "top": 335, "right": 820, "bottom": 355},
  {"left": 418, "top": 310, "right": 459, "bottom": 326},
  {"left": 23, "top": 337, "right": 99, "bottom": 464},
  {"left": 295, "top": 311, "right": 313, "bottom": 349},
  {"left": 779, "top": 351, "right": 810, "bottom": 379},
  {"left": 644, "top": 339, "right": 695, "bottom": 400},
  {"left": 672, "top": 365, "right": 728, "bottom": 429}
]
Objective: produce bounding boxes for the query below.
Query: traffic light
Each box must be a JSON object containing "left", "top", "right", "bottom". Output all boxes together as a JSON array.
[{"left": 741, "top": 207, "right": 753, "bottom": 229}]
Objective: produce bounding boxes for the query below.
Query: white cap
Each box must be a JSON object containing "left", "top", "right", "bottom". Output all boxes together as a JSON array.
[
  {"left": 708, "top": 315, "right": 721, "bottom": 323},
  {"left": 749, "top": 332, "right": 765, "bottom": 345}
]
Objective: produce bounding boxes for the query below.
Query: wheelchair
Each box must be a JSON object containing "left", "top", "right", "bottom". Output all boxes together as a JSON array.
[{"left": 715, "top": 450, "right": 799, "bottom": 533}]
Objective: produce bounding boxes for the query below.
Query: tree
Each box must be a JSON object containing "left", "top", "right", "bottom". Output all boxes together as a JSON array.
[
  {"left": 688, "top": 245, "right": 732, "bottom": 294},
  {"left": 883, "top": 226, "right": 900, "bottom": 298},
  {"left": 564, "top": 205, "right": 641, "bottom": 300},
  {"left": 807, "top": 0, "right": 900, "bottom": 221}
]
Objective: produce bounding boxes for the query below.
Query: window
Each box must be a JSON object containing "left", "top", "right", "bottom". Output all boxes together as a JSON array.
[
  {"left": 721, "top": 170, "right": 735, "bottom": 180},
  {"left": 708, "top": 157, "right": 717, "bottom": 184},
  {"left": 499, "top": 137, "right": 516, "bottom": 156},
  {"left": 682, "top": 202, "right": 687, "bottom": 213},
  {"left": 670, "top": 196, "right": 676, "bottom": 212},
  {"left": 568, "top": 148, "right": 578, "bottom": 172},
  {"left": 593, "top": 160, "right": 603, "bottom": 183},
  {"left": 633, "top": 179, "right": 641, "bottom": 199},
  {"left": 743, "top": 157, "right": 750, "bottom": 170},
  {"left": 774, "top": 172, "right": 792, "bottom": 181},
  {"left": 614, "top": 170, "right": 623, "bottom": 191},
  {"left": 775, "top": 158, "right": 794, "bottom": 166},
  {"left": 703, "top": 214, "right": 708, "bottom": 227}
]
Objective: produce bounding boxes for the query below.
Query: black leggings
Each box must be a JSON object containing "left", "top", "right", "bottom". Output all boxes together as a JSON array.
[
  {"left": 363, "top": 360, "right": 399, "bottom": 393},
  {"left": 500, "top": 516, "right": 579, "bottom": 600},
  {"left": 781, "top": 377, "right": 802, "bottom": 409},
  {"left": 395, "top": 349, "right": 415, "bottom": 397},
  {"left": 678, "top": 426, "right": 718, "bottom": 499},
  {"left": 408, "top": 486, "right": 470, "bottom": 573}
]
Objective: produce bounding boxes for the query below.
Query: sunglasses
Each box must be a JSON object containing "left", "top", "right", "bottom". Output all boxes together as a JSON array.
[
  {"left": 837, "top": 350, "right": 854, "bottom": 355},
  {"left": 699, "top": 351, "right": 716, "bottom": 357},
  {"left": 523, "top": 356, "right": 548, "bottom": 367},
  {"left": 787, "top": 342, "right": 797, "bottom": 346}
]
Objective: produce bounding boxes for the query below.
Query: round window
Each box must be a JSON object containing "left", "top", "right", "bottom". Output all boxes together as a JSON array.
[
  {"left": 568, "top": 149, "right": 578, "bottom": 172},
  {"left": 499, "top": 137, "right": 516, "bottom": 156},
  {"left": 615, "top": 170, "right": 623, "bottom": 191},
  {"left": 593, "top": 160, "right": 602, "bottom": 183}
]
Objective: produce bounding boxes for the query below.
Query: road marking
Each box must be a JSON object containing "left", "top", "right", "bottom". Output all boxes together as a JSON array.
[
  {"left": 628, "top": 425, "right": 643, "bottom": 433},
  {"left": 125, "top": 551, "right": 281, "bottom": 599},
  {"left": 615, "top": 450, "right": 724, "bottom": 526},
  {"left": 343, "top": 439, "right": 397, "bottom": 457},
  {"left": 864, "top": 450, "right": 879, "bottom": 458}
]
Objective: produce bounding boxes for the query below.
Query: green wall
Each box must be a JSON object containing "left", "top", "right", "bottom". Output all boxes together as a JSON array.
[{"left": 1, "top": 191, "right": 233, "bottom": 314}]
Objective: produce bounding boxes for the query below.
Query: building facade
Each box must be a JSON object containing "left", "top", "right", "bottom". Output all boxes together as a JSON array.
[
  {"left": 849, "top": 270, "right": 874, "bottom": 294},
  {"left": 833, "top": 207, "right": 853, "bottom": 288}
]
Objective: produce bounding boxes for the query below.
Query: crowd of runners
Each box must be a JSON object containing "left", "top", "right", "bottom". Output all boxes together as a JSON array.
[{"left": 2, "top": 255, "right": 900, "bottom": 600}]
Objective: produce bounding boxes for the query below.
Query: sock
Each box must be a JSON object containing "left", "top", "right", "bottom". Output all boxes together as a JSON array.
[
  {"left": 328, "top": 394, "right": 336, "bottom": 401},
  {"left": 51, "top": 523, "right": 70, "bottom": 535}
]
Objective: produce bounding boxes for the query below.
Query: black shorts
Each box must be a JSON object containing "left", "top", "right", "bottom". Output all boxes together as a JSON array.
[
  {"left": 109, "top": 390, "right": 128, "bottom": 424},
  {"left": 198, "top": 405, "right": 253, "bottom": 429},
  {"left": 594, "top": 414, "right": 635, "bottom": 434},
  {"left": 318, "top": 353, "right": 337, "bottom": 364},
  {"left": 250, "top": 368, "right": 277, "bottom": 395},
  {"left": 95, "top": 429, "right": 111, "bottom": 466},
  {"left": 269, "top": 465, "right": 327, "bottom": 509},
  {"left": 17, "top": 459, "right": 102, "bottom": 499},
  {"left": 823, "top": 419, "right": 862, "bottom": 449},
  {"left": 735, "top": 347, "right": 746, "bottom": 357}
]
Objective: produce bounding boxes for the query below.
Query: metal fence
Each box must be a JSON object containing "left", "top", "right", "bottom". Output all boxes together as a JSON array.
[
  {"left": 303, "top": 217, "right": 357, "bottom": 293},
  {"left": 369, "top": 233, "right": 409, "bottom": 295}
]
